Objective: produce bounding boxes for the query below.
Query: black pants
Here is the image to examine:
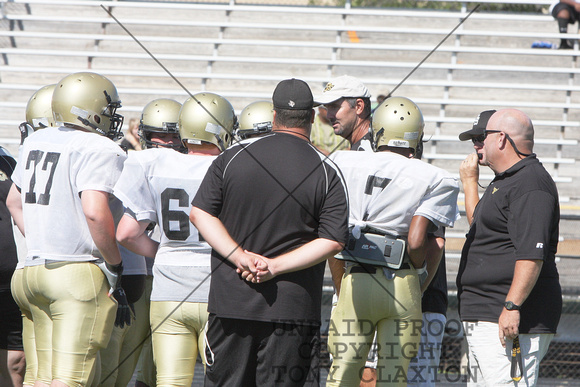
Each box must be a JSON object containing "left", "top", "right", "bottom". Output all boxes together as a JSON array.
[
  {"left": 0, "top": 289, "right": 23, "bottom": 350},
  {"left": 204, "top": 314, "right": 321, "bottom": 387}
]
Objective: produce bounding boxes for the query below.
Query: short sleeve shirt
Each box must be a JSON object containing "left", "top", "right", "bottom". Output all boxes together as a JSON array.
[
  {"left": 192, "top": 132, "right": 349, "bottom": 325},
  {"left": 12, "top": 127, "right": 126, "bottom": 263},
  {"left": 114, "top": 148, "right": 215, "bottom": 303},
  {"left": 457, "top": 155, "right": 561, "bottom": 333},
  {"left": 330, "top": 151, "right": 460, "bottom": 236}
]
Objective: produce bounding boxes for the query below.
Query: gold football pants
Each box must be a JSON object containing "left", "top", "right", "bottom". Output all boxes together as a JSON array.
[
  {"left": 150, "top": 301, "right": 208, "bottom": 387},
  {"left": 100, "top": 275, "right": 152, "bottom": 387},
  {"left": 24, "top": 262, "right": 116, "bottom": 386},
  {"left": 10, "top": 268, "right": 36, "bottom": 386},
  {"left": 135, "top": 276, "right": 156, "bottom": 387},
  {"left": 327, "top": 266, "right": 422, "bottom": 387}
]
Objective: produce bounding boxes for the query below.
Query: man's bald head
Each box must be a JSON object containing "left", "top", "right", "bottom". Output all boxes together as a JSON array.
[{"left": 487, "top": 109, "right": 534, "bottom": 153}]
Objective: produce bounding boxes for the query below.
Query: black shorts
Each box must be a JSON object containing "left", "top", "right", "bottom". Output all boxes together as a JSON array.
[
  {"left": 0, "top": 289, "right": 23, "bottom": 351},
  {"left": 552, "top": 2, "right": 580, "bottom": 24},
  {"left": 204, "top": 314, "right": 321, "bottom": 386}
]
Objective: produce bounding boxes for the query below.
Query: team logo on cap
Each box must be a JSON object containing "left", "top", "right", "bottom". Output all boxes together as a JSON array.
[
  {"left": 473, "top": 114, "right": 482, "bottom": 126},
  {"left": 288, "top": 100, "right": 295, "bottom": 108},
  {"left": 0, "top": 170, "right": 7, "bottom": 181},
  {"left": 323, "top": 82, "right": 335, "bottom": 92}
]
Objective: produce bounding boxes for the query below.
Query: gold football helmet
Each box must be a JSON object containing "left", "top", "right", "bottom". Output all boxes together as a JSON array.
[
  {"left": 236, "top": 101, "right": 273, "bottom": 139},
  {"left": 52, "top": 72, "right": 123, "bottom": 139},
  {"left": 26, "top": 84, "right": 56, "bottom": 130},
  {"left": 372, "top": 96, "right": 424, "bottom": 153},
  {"left": 179, "top": 92, "right": 235, "bottom": 151},
  {"left": 139, "top": 98, "right": 182, "bottom": 150}
]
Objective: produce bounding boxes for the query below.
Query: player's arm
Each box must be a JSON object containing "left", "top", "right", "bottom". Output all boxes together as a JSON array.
[
  {"left": 81, "top": 189, "right": 121, "bottom": 266},
  {"left": 189, "top": 206, "right": 260, "bottom": 275},
  {"left": 328, "top": 257, "right": 345, "bottom": 296},
  {"left": 407, "top": 215, "right": 433, "bottom": 269},
  {"left": 116, "top": 213, "right": 159, "bottom": 259},
  {"left": 498, "top": 259, "right": 543, "bottom": 347},
  {"left": 6, "top": 183, "right": 25, "bottom": 236},
  {"left": 459, "top": 153, "right": 480, "bottom": 226}
]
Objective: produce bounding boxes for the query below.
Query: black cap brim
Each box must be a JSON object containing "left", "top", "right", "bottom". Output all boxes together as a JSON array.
[
  {"left": 459, "top": 109, "right": 497, "bottom": 141},
  {"left": 459, "top": 128, "right": 482, "bottom": 141}
]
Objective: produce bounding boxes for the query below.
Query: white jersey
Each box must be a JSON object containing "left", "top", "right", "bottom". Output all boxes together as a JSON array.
[
  {"left": 114, "top": 148, "right": 215, "bottom": 303},
  {"left": 330, "top": 151, "right": 460, "bottom": 236},
  {"left": 11, "top": 126, "right": 126, "bottom": 264}
]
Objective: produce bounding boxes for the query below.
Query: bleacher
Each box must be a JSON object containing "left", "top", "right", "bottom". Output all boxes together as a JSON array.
[
  {"left": 2, "top": 0, "right": 580, "bottom": 235},
  {"left": 2, "top": 0, "right": 579, "bottom": 226}
]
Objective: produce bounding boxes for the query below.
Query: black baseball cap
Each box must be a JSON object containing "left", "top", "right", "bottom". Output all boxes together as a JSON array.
[
  {"left": 272, "top": 78, "right": 313, "bottom": 110},
  {"left": 459, "top": 110, "right": 497, "bottom": 141}
]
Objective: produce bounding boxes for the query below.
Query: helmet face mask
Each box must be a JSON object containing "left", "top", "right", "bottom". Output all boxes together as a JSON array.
[
  {"left": 52, "top": 72, "right": 124, "bottom": 140},
  {"left": 138, "top": 98, "right": 183, "bottom": 151},
  {"left": 372, "top": 96, "right": 424, "bottom": 155},
  {"left": 236, "top": 101, "right": 274, "bottom": 140},
  {"left": 178, "top": 92, "right": 235, "bottom": 151},
  {"left": 26, "top": 84, "right": 56, "bottom": 130}
]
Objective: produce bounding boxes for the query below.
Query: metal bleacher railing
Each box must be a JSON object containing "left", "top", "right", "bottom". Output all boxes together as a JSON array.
[
  {"left": 0, "top": 0, "right": 578, "bottom": 180},
  {"left": 1, "top": 0, "right": 580, "bottom": 383}
]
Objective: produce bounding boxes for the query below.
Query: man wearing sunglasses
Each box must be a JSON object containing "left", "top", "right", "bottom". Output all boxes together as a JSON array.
[{"left": 457, "top": 109, "right": 562, "bottom": 386}]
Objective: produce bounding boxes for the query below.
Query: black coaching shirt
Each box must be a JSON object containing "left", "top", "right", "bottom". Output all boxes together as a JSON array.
[
  {"left": 192, "top": 132, "right": 349, "bottom": 325},
  {"left": 457, "top": 155, "right": 561, "bottom": 333},
  {"left": 0, "top": 176, "right": 17, "bottom": 290}
]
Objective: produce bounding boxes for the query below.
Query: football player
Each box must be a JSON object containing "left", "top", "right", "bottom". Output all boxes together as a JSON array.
[
  {"left": 18, "top": 84, "right": 57, "bottom": 145},
  {"left": 6, "top": 72, "right": 127, "bottom": 387},
  {"left": 326, "top": 97, "right": 460, "bottom": 386},
  {"left": 138, "top": 99, "right": 184, "bottom": 152},
  {"left": 115, "top": 92, "right": 234, "bottom": 386},
  {"left": 102, "top": 98, "right": 183, "bottom": 387},
  {"left": 9, "top": 84, "right": 57, "bottom": 387},
  {"left": 235, "top": 100, "right": 273, "bottom": 140}
]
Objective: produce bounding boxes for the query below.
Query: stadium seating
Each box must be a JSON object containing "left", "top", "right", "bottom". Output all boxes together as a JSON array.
[{"left": 0, "top": 0, "right": 577, "bottom": 217}]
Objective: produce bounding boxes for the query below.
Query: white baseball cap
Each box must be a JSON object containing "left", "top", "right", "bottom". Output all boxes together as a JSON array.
[{"left": 314, "top": 75, "right": 371, "bottom": 105}]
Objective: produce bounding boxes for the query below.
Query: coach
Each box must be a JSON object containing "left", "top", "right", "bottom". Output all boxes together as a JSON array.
[
  {"left": 190, "top": 78, "right": 349, "bottom": 386},
  {"left": 457, "top": 109, "right": 562, "bottom": 386}
]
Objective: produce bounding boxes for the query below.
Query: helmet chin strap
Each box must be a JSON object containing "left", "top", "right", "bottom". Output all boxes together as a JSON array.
[
  {"left": 77, "top": 116, "right": 104, "bottom": 135},
  {"left": 214, "top": 134, "right": 226, "bottom": 151}
]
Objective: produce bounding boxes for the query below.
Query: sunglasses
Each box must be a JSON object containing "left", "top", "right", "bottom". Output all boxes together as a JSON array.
[
  {"left": 471, "top": 130, "right": 501, "bottom": 144},
  {"left": 471, "top": 130, "right": 532, "bottom": 157}
]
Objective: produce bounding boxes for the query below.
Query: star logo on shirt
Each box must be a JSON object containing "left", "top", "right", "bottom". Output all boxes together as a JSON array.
[{"left": 492, "top": 187, "right": 499, "bottom": 194}]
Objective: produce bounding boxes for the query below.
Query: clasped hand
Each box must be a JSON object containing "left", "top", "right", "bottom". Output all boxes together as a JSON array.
[{"left": 235, "top": 250, "right": 275, "bottom": 283}]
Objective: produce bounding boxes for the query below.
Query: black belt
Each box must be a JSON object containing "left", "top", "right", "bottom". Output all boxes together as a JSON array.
[{"left": 349, "top": 262, "right": 411, "bottom": 274}]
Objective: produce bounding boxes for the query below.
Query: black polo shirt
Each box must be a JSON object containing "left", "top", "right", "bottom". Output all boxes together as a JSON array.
[
  {"left": 422, "top": 227, "right": 448, "bottom": 316},
  {"left": 192, "top": 132, "right": 349, "bottom": 326},
  {"left": 457, "top": 155, "right": 561, "bottom": 334}
]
